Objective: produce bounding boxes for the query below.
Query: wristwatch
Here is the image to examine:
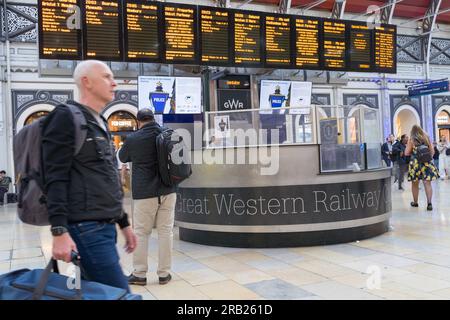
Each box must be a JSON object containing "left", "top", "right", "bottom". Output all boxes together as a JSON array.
[{"left": 51, "top": 226, "right": 68, "bottom": 236}]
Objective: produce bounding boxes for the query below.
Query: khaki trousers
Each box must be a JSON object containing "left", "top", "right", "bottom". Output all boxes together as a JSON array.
[{"left": 132, "top": 193, "right": 176, "bottom": 278}]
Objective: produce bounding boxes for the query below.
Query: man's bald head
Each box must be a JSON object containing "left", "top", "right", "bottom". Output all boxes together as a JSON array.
[
  {"left": 73, "top": 60, "right": 109, "bottom": 89},
  {"left": 73, "top": 60, "right": 117, "bottom": 112}
]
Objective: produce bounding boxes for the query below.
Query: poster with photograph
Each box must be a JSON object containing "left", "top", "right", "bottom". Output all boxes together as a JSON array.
[
  {"left": 259, "top": 80, "right": 291, "bottom": 113},
  {"left": 175, "top": 77, "right": 202, "bottom": 114},
  {"left": 138, "top": 76, "right": 175, "bottom": 114},
  {"left": 289, "top": 81, "right": 312, "bottom": 115},
  {"left": 214, "top": 115, "right": 231, "bottom": 139}
]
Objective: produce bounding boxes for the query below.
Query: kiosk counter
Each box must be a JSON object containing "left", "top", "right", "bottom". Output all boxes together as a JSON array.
[{"left": 174, "top": 106, "right": 391, "bottom": 247}]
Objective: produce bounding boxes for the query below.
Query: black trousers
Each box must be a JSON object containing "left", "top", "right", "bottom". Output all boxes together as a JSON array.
[{"left": 0, "top": 187, "right": 7, "bottom": 204}]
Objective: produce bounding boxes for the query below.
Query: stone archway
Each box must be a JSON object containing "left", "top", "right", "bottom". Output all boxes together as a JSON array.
[
  {"left": 15, "top": 103, "right": 55, "bottom": 132},
  {"left": 435, "top": 105, "right": 450, "bottom": 142},
  {"left": 393, "top": 105, "right": 421, "bottom": 138}
]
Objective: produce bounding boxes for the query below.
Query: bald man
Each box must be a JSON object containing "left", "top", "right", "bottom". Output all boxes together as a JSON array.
[{"left": 41, "top": 60, "right": 137, "bottom": 292}]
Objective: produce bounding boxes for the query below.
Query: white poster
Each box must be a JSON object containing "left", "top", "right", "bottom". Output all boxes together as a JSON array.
[
  {"left": 175, "top": 77, "right": 202, "bottom": 114},
  {"left": 289, "top": 81, "right": 312, "bottom": 114},
  {"left": 259, "top": 80, "right": 291, "bottom": 112},
  {"left": 214, "top": 115, "right": 231, "bottom": 138},
  {"left": 138, "top": 76, "right": 175, "bottom": 114}
]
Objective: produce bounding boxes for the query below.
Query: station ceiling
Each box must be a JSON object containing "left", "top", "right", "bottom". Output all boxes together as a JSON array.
[{"left": 245, "top": 0, "right": 450, "bottom": 24}]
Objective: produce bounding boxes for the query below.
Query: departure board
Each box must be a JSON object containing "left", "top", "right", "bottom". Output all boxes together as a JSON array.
[
  {"left": 234, "top": 11, "right": 262, "bottom": 66},
  {"left": 38, "top": 2, "right": 397, "bottom": 74},
  {"left": 38, "top": 0, "right": 82, "bottom": 60},
  {"left": 84, "top": 0, "right": 123, "bottom": 61},
  {"left": 349, "top": 23, "right": 372, "bottom": 71},
  {"left": 124, "top": 0, "right": 160, "bottom": 62},
  {"left": 265, "top": 15, "right": 291, "bottom": 67},
  {"left": 199, "top": 8, "right": 230, "bottom": 65},
  {"left": 295, "top": 17, "right": 321, "bottom": 69},
  {"left": 374, "top": 25, "right": 396, "bottom": 73},
  {"left": 163, "top": 4, "right": 197, "bottom": 64},
  {"left": 323, "top": 20, "right": 347, "bottom": 70}
]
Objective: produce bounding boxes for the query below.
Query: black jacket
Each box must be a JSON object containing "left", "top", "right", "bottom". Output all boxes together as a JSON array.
[
  {"left": 119, "top": 122, "right": 175, "bottom": 199},
  {"left": 392, "top": 142, "right": 409, "bottom": 165},
  {"left": 42, "top": 101, "right": 129, "bottom": 229}
]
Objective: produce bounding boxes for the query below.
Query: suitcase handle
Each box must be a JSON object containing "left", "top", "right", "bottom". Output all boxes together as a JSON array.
[{"left": 32, "top": 253, "right": 82, "bottom": 300}]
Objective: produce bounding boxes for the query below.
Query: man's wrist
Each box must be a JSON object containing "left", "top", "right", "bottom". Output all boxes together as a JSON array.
[{"left": 51, "top": 226, "right": 68, "bottom": 237}]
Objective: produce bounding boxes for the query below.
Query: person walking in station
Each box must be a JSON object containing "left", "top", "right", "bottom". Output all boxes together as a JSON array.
[{"left": 405, "top": 125, "right": 439, "bottom": 211}]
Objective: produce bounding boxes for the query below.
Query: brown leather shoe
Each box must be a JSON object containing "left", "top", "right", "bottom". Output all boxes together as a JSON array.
[{"left": 159, "top": 274, "right": 172, "bottom": 285}]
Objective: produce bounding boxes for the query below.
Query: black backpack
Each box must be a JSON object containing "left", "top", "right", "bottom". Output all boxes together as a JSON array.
[
  {"left": 156, "top": 127, "right": 192, "bottom": 187},
  {"left": 416, "top": 144, "right": 432, "bottom": 164},
  {"left": 13, "top": 104, "right": 87, "bottom": 226}
]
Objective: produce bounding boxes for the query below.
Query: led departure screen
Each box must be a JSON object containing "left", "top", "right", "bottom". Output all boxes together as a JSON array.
[
  {"left": 200, "top": 8, "right": 230, "bottom": 65},
  {"left": 375, "top": 25, "right": 396, "bottom": 73},
  {"left": 163, "top": 4, "right": 197, "bottom": 63},
  {"left": 265, "top": 15, "right": 291, "bottom": 67},
  {"left": 295, "top": 17, "right": 320, "bottom": 69},
  {"left": 39, "top": 0, "right": 82, "bottom": 60},
  {"left": 38, "top": 2, "right": 397, "bottom": 73},
  {"left": 84, "top": 0, "right": 122, "bottom": 60},
  {"left": 323, "top": 20, "right": 346, "bottom": 69},
  {"left": 234, "top": 12, "right": 262, "bottom": 66},
  {"left": 349, "top": 23, "right": 372, "bottom": 71},
  {"left": 124, "top": 0, "right": 160, "bottom": 61}
]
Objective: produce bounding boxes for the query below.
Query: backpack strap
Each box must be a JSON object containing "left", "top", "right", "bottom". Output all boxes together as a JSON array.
[{"left": 65, "top": 103, "right": 88, "bottom": 156}]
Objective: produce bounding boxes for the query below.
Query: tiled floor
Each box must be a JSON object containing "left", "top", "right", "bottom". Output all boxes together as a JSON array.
[{"left": 3, "top": 179, "right": 450, "bottom": 300}]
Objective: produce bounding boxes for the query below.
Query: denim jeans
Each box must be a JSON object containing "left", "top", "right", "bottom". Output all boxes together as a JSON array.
[{"left": 68, "top": 221, "right": 130, "bottom": 292}]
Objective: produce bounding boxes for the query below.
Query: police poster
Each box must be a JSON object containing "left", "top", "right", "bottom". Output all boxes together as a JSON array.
[
  {"left": 289, "top": 81, "right": 312, "bottom": 115},
  {"left": 259, "top": 80, "right": 291, "bottom": 113},
  {"left": 175, "top": 77, "right": 202, "bottom": 114},
  {"left": 138, "top": 76, "right": 175, "bottom": 114}
]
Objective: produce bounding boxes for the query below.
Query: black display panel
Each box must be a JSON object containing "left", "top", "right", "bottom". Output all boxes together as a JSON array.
[
  {"left": 374, "top": 25, "right": 397, "bottom": 74},
  {"left": 124, "top": 0, "right": 161, "bottom": 62},
  {"left": 83, "top": 0, "right": 123, "bottom": 61},
  {"left": 322, "top": 19, "right": 347, "bottom": 70},
  {"left": 264, "top": 14, "right": 292, "bottom": 67},
  {"left": 38, "top": 0, "right": 82, "bottom": 60},
  {"left": 348, "top": 22, "right": 373, "bottom": 71},
  {"left": 37, "top": 2, "right": 397, "bottom": 74},
  {"left": 233, "top": 11, "right": 263, "bottom": 67},
  {"left": 294, "top": 16, "right": 321, "bottom": 69},
  {"left": 199, "top": 7, "right": 231, "bottom": 66},
  {"left": 163, "top": 3, "right": 198, "bottom": 64}
]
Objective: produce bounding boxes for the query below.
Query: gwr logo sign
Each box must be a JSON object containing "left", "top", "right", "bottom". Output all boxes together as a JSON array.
[
  {"left": 224, "top": 99, "right": 244, "bottom": 110},
  {"left": 217, "top": 89, "right": 251, "bottom": 112}
]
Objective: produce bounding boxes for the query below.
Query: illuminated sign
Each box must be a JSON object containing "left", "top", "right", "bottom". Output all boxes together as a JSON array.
[
  {"left": 265, "top": 15, "right": 291, "bottom": 67},
  {"left": 200, "top": 7, "right": 230, "bottom": 65}
]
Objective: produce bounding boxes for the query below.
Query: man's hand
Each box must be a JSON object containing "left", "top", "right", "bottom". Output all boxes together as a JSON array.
[
  {"left": 52, "top": 233, "right": 78, "bottom": 263},
  {"left": 121, "top": 226, "right": 137, "bottom": 253}
]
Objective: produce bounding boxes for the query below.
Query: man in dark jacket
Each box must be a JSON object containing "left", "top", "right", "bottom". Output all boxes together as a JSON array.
[
  {"left": 381, "top": 134, "right": 395, "bottom": 167},
  {"left": 392, "top": 134, "right": 410, "bottom": 190},
  {"left": 119, "top": 108, "right": 176, "bottom": 286},
  {"left": 42, "top": 60, "right": 137, "bottom": 291}
]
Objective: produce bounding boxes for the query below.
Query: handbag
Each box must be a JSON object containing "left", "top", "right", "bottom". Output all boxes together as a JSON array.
[
  {"left": 416, "top": 144, "right": 432, "bottom": 163},
  {"left": 446, "top": 148, "right": 450, "bottom": 156},
  {"left": 0, "top": 257, "right": 142, "bottom": 300}
]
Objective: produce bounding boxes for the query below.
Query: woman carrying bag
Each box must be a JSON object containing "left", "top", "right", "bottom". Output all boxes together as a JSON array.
[{"left": 405, "top": 125, "right": 439, "bottom": 211}]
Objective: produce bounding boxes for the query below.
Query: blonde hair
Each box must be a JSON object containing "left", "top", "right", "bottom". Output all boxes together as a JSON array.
[{"left": 410, "top": 125, "right": 429, "bottom": 146}]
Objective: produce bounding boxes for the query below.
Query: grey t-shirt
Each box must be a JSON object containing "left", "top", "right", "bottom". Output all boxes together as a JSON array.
[{"left": 85, "top": 106, "right": 107, "bottom": 132}]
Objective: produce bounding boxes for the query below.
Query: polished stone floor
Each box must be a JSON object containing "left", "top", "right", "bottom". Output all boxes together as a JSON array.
[{"left": 2, "top": 179, "right": 450, "bottom": 300}]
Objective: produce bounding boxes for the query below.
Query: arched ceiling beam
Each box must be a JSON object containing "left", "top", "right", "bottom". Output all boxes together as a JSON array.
[
  {"left": 331, "top": 0, "right": 346, "bottom": 19},
  {"left": 216, "top": 0, "right": 230, "bottom": 8},
  {"left": 278, "top": 0, "right": 292, "bottom": 14}
]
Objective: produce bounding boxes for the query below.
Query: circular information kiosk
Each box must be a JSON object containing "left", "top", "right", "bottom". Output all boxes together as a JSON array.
[{"left": 175, "top": 105, "right": 391, "bottom": 248}]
